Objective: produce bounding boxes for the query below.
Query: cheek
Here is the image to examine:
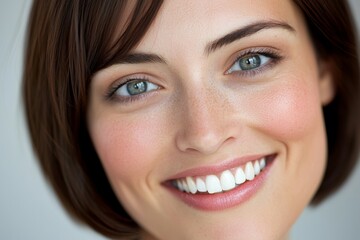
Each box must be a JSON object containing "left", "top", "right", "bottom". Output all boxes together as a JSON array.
[
  {"left": 249, "top": 77, "right": 322, "bottom": 141},
  {"left": 89, "top": 116, "right": 165, "bottom": 182},
  {"left": 250, "top": 74, "right": 327, "bottom": 202}
]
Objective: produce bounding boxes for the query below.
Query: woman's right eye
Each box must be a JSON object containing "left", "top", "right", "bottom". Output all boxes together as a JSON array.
[{"left": 112, "top": 79, "right": 160, "bottom": 97}]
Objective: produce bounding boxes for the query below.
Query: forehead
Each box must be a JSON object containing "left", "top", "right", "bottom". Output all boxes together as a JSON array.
[{"left": 134, "top": 0, "right": 303, "bottom": 53}]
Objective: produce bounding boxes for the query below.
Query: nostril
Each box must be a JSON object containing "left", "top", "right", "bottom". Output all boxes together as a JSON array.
[{"left": 176, "top": 130, "right": 234, "bottom": 155}]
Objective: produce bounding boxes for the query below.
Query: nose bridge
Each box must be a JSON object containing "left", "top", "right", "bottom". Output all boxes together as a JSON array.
[{"left": 175, "top": 83, "right": 234, "bottom": 154}]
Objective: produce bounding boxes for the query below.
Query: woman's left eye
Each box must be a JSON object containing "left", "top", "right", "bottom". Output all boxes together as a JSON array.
[
  {"left": 114, "top": 79, "right": 160, "bottom": 97},
  {"left": 226, "top": 53, "right": 272, "bottom": 74}
]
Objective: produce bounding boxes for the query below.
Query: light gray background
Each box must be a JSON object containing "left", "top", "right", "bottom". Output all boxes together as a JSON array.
[{"left": 1, "top": 1, "right": 359, "bottom": 239}]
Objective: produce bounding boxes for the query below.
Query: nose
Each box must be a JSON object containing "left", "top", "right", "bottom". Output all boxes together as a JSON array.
[{"left": 175, "top": 87, "right": 237, "bottom": 155}]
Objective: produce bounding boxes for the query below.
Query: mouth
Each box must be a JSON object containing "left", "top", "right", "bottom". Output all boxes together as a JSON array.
[
  {"left": 165, "top": 154, "right": 276, "bottom": 210},
  {"left": 172, "top": 156, "right": 267, "bottom": 194}
]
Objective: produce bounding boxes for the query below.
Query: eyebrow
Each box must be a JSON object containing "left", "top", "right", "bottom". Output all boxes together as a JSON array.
[
  {"left": 116, "top": 53, "right": 166, "bottom": 64},
  {"left": 205, "top": 20, "right": 295, "bottom": 54}
]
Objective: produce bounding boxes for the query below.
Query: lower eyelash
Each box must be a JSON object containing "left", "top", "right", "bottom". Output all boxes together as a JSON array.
[{"left": 110, "top": 91, "right": 149, "bottom": 103}]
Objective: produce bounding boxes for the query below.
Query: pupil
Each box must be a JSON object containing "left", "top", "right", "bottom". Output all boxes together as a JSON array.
[
  {"left": 127, "top": 81, "right": 147, "bottom": 95},
  {"left": 240, "top": 55, "right": 261, "bottom": 70}
]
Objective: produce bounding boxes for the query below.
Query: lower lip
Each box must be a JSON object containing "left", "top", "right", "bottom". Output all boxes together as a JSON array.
[{"left": 166, "top": 156, "right": 275, "bottom": 211}]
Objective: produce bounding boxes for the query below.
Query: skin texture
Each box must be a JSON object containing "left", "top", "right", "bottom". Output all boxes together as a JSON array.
[{"left": 87, "top": 0, "right": 334, "bottom": 239}]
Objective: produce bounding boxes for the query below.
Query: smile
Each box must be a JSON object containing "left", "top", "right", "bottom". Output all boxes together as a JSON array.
[
  {"left": 166, "top": 154, "right": 276, "bottom": 211},
  {"left": 172, "top": 157, "right": 266, "bottom": 194}
]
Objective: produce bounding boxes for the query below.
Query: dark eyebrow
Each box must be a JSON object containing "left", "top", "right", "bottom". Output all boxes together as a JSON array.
[
  {"left": 116, "top": 53, "right": 166, "bottom": 64},
  {"left": 205, "top": 20, "right": 295, "bottom": 54}
]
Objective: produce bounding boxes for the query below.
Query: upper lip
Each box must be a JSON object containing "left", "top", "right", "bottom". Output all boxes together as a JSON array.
[{"left": 166, "top": 154, "right": 271, "bottom": 180}]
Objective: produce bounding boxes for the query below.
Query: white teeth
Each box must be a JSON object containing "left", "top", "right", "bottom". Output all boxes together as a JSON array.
[
  {"left": 196, "top": 178, "right": 207, "bottom": 192},
  {"left": 260, "top": 158, "right": 266, "bottom": 170},
  {"left": 186, "top": 177, "right": 197, "bottom": 194},
  {"left": 177, "top": 180, "right": 184, "bottom": 191},
  {"left": 245, "top": 162, "right": 255, "bottom": 180},
  {"left": 220, "top": 170, "right": 236, "bottom": 191},
  {"left": 206, "top": 175, "right": 222, "bottom": 194},
  {"left": 175, "top": 157, "right": 268, "bottom": 194},
  {"left": 235, "top": 167, "right": 246, "bottom": 184},
  {"left": 182, "top": 180, "right": 190, "bottom": 193},
  {"left": 254, "top": 160, "right": 260, "bottom": 175}
]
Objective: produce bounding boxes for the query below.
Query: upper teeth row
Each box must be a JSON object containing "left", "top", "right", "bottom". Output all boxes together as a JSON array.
[{"left": 175, "top": 158, "right": 266, "bottom": 194}]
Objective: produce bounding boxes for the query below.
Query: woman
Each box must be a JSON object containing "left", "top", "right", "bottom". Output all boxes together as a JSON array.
[{"left": 23, "top": 0, "right": 360, "bottom": 239}]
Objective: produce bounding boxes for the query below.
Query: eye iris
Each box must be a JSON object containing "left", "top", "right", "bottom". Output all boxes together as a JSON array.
[
  {"left": 239, "top": 55, "right": 261, "bottom": 70},
  {"left": 127, "top": 81, "right": 147, "bottom": 95}
]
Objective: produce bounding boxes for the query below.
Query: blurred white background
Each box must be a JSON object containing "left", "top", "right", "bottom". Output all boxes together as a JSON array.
[{"left": 1, "top": 0, "right": 359, "bottom": 239}]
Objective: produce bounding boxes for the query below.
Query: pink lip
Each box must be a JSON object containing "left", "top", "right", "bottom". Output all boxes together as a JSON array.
[
  {"left": 168, "top": 154, "right": 270, "bottom": 179},
  {"left": 164, "top": 154, "right": 276, "bottom": 211}
]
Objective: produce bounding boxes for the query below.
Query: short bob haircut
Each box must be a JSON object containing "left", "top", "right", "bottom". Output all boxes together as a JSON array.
[{"left": 23, "top": 0, "right": 360, "bottom": 239}]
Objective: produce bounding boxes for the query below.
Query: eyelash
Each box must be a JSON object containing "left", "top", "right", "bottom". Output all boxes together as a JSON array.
[
  {"left": 105, "top": 48, "right": 283, "bottom": 103},
  {"left": 105, "top": 76, "right": 156, "bottom": 103},
  {"left": 226, "top": 48, "right": 283, "bottom": 78}
]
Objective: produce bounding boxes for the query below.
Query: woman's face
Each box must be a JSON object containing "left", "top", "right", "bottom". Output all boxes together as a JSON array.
[{"left": 88, "top": 0, "right": 334, "bottom": 239}]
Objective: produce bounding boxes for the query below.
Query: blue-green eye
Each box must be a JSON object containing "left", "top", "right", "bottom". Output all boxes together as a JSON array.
[
  {"left": 115, "top": 80, "right": 159, "bottom": 97},
  {"left": 227, "top": 54, "right": 271, "bottom": 74}
]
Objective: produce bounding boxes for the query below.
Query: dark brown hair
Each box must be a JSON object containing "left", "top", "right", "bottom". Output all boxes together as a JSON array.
[
  {"left": 293, "top": 0, "right": 360, "bottom": 204},
  {"left": 23, "top": 0, "right": 360, "bottom": 238}
]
